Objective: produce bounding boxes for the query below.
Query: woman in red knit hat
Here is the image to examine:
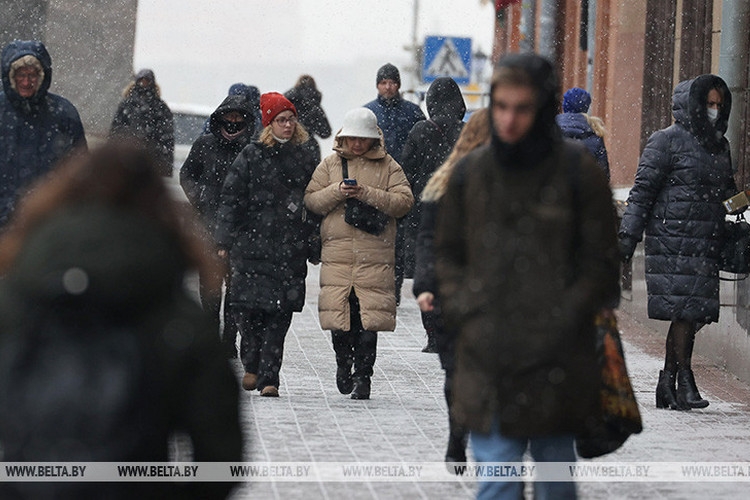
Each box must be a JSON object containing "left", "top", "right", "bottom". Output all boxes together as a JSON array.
[{"left": 214, "top": 92, "right": 321, "bottom": 397}]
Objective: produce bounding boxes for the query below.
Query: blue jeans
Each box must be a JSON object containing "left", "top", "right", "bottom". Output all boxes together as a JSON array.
[{"left": 470, "top": 419, "right": 577, "bottom": 500}]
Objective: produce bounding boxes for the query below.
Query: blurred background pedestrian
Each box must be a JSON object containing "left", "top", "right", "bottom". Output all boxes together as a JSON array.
[
  {"left": 285, "top": 74, "right": 332, "bottom": 159},
  {"left": 0, "top": 39, "right": 87, "bottom": 229},
  {"left": 556, "top": 87, "right": 610, "bottom": 182},
  {"left": 110, "top": 69, "right": 175, "bottom": 176}
]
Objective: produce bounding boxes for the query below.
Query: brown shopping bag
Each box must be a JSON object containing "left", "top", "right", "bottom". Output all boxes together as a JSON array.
[{"left": 576, "top": 311, "right": 643, "bottom": 458}]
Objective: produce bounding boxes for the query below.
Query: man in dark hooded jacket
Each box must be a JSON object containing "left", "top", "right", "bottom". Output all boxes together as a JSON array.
[
  {"left": 400, "top": 76, "right": 465, "bottom": 351},
  {"left": 110, "top": 69, "right": 174, "bottom": 176},
  {"left": 435, "top": 53, "right": 619, "bottom": 499},
  {"left": 180, "top": 94, "right": 256, "bottom": 357},
  {"left": 0, "top": 40, "right": 87, "bottom": 228}
]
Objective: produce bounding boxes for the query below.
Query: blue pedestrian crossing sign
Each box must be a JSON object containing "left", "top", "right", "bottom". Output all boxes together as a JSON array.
[{"left": 422, "top": 36, "right": 472, "bottom": 85}]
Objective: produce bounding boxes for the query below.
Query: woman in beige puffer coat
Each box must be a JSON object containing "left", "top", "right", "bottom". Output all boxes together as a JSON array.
[{"left": 304, "top": 107, "right": 413, "bottom": 399}]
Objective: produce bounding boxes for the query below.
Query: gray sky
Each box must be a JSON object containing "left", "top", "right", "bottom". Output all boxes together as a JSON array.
[{"left": 134, "top": 0, "right": 495, "bottom": 149}]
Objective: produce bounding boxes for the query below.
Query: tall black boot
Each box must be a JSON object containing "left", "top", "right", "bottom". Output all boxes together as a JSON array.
[
  {"left": 331, "top": 331, "right": 354, "bottom": 394},
  {"left": 676, "top": 368, "right": 709, "bottom": 409},
  {"left": 351, "top": 330, "right": 377, "bottom": 400},
  {"left": 655, "top": 370, "right": 684, "bottom": 410}
]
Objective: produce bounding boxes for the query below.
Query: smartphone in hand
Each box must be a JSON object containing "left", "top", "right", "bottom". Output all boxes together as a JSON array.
[{"left": 343, "top": 179, "right": 357, "bottom": 186}]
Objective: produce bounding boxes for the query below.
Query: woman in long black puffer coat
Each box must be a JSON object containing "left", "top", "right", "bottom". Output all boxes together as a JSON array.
[
  {"left": 619, "top": 74, "right": 737, "bottom": 411},
  {"left": 214, "top": 92, "right": 319, "bottom": 397}
]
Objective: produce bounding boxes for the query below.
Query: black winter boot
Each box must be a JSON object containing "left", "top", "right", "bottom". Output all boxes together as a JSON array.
[
  {"left": 351, "top": 330, "right": 377, "bottom": 400},
  {"left": 351, "top": 376, "right": 371, "bottom": 400},
  {"left": 655, "top": 370, "right": 684, "bottom": 410},
  {"left": 332, "top": 331, "right": 354, "bottom": 394},
  {"left": 676, "top": 368, "right": 709, "bottom": 409}
]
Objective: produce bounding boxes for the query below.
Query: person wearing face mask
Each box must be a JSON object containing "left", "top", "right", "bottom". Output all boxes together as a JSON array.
[
  {"left": 619, "top": 74, "right": 736, "bottom": 412},
  {"left": 180, "top": 94, "right": 257, "bottom": 357},
  {"left": 214, "top": 92, "right": 320, "bottom": 397},
  {"left": 110, "top": 69, "right": 175, "bottom": 176}
]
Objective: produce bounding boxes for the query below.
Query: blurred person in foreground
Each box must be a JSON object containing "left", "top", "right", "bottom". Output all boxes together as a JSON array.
[
  {"left": 110, "top": 69, "right": 175, "bottom": 176},
  {"left": 0, "top": 39, "right": 87, "bottom": 229},
  {"left": 214, "top": 92, "right": 320, "bottom": 398},
  {"left": 555, "top": 87, "right": 610, "bottom": 181},
  {"left": 619, "top": 74, "right": 735, "bottom": 411},
  {"left": 364, "top": 63, "right": 425, "bottom": 305},
  {"left": 304, "top": 107, "right": 413, "bottom": 400},
  {"left": 401, "top": 76, "right": 466, "bottom": 352},
  {"left": 413, "top": 107, "right": 490, "bottom": 468},
  {"left": 435, "top": 54, "right": 619, "bottom": 499},
  {"left": 181, "top": 93, "right": 257, "bottom": 358},
  {"left": 0, "top": 141, "right": 242, "bottom": 500}
]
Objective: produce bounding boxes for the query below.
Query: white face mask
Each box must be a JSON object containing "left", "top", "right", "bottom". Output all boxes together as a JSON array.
[{"left": 707, "top": 107, "right": 719, "bottom": 124}]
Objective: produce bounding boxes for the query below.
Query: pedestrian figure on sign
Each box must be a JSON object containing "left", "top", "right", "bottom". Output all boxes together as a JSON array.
[{"left": 110, "top": 69, "right": 175, "bottom": 176}]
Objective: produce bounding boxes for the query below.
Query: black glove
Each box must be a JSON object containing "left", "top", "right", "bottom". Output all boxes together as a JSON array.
[{"left": 618, "top": 234, "right": 638, "bottom": 261}]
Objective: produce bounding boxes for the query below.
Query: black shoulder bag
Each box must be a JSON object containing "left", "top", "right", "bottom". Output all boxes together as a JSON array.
[
  {"left": 341, "top": 157, "right": 390, "bottom": 236},
  {"left": 720, "top": 213, "right": 750, "bottom": 279}
]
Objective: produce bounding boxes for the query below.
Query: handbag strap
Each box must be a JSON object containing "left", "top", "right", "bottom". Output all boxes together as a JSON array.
[{"left": 341, "top": 157, "right": 348, "bottom": 179}]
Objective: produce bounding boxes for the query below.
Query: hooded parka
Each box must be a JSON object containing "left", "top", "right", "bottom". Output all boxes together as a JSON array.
[
  {"left": 304, "top": 129, "right": 414, "bottom": 332},
  {"left": 180, "top": 95, "right": 256, "bottom": 235},
  {"left": 400, "top": 77, "right": 466, "bottom": 277},
  {"left": 213, "top": 133, "right": 320, "bottom": 313},
  {"left": 435, "top": 54, "right": 620, "bottom": 437},
  {"left": 0, "top": 40, "right": 87, "bottom": 227},
  {"left": 619, "top": 75, "right": 736, "bottom": 324}
]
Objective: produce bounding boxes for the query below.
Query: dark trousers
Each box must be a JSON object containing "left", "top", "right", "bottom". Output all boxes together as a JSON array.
[
  {"left": 198, "top": 267, "right": 237, "bottom": 350},
  {"left": 331, "top": 291, "right": 378, "bottom": 381},
  {"left": 234, "top": 308, "right": 293, "bottom": 389}
]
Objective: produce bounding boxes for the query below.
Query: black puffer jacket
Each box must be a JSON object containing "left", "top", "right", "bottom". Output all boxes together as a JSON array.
[
  {"left": 400, "top": 77, "right": 465, "bottom": 276},
  {"left": 180, "top": 95, "right": 256, "bottom": 235},
  {"left": 214, "top": 137, "right": 320, "bottom": 312},
  {"left": 0, "top": 40, "right": 87, "bottom": 227},
  {"left": 619, "top": 75, "right": 736, "bottom": 323}
]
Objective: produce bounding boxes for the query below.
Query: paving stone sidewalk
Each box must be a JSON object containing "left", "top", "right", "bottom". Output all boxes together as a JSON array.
[{"left": 223, "top": 264, "right": 750, "bottom": 500}]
